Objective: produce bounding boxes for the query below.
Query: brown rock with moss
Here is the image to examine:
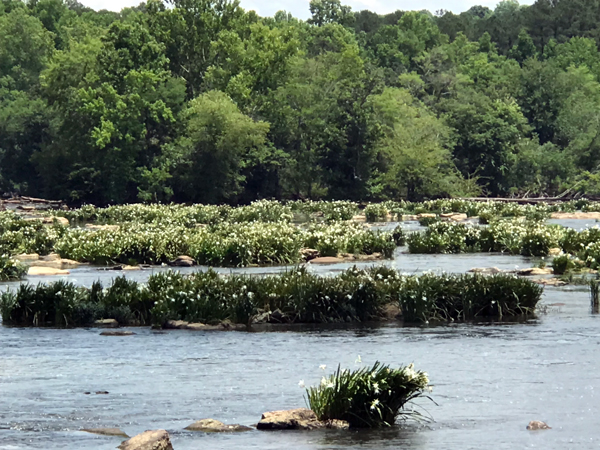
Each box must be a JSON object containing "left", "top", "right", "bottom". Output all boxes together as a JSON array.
[
  {"left": 257, "top": 408, "right": 349, "bottom": 430},
  {"left": 81, "top": 428, "right": 128, "bottom": 437},
  {"left": 185, "top": 418, "right": 252, "bottom": 432},
  {"left": 118, "top": 430, "right": 173, "bottom": 450}
]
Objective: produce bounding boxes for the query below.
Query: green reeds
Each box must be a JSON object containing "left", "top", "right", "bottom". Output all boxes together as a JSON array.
[
  {"left": 306, "top": 361, "right": 431, "bottom": 428},
  {"left": 0, "top": 255, "right": 27, "bottom": 281},
  {"left": 0, "top": 268, "right": 543, "bottom": 328}
]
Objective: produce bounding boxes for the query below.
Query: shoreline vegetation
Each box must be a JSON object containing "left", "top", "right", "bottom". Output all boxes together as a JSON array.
[
  {"left": 0, "top": 266, "right": 542, "bottom": 328},
  {"left": 2, "top": 199, "right": 600, "bottom": 279}
]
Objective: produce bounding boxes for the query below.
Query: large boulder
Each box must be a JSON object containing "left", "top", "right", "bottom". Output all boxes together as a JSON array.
[
  {"left": 118, "top": 430, "right": 173, "bottom": 450},
  {"left": 185, "top": 419, "right": 252, "bottom": 432},
  {"left": 256, "top": 408, "right": 349, "bottom": 431},
  {"left": 81, "top": 428, "right": 128, "bottom": 437}
]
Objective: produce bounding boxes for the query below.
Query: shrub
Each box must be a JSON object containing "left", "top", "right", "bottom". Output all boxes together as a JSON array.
[{"left": 307, "top": 362, "right": 431, "bottom": 428}]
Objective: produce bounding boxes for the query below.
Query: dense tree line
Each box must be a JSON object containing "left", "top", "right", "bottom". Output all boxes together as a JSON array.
[{"left": 3, "top": 0, "right": 600, "bottom": 204}]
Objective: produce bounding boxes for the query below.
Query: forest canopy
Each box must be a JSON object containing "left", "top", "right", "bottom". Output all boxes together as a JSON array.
[{"left": 2, "top": 0, "right": 600, "bottom": 204}]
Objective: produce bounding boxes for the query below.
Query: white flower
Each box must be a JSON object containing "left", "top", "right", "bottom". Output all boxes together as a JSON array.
[
  {"left": 373, "top": 382, "right": 380, "bottom": 394},
  {"left": 298, "top": 380, "right": 305, "bottom": 388},
  {"left": 355, "top": 355, "right": 362, "bottom": 364},
  {"left": 320, "top": 377, "right": 327, "bottom": 386},
  {"left": 319, "top": 364, "right": 327, "bottom": 370},
  {"left": 370, "top": 399, "right": 380, "bottom": 410}
]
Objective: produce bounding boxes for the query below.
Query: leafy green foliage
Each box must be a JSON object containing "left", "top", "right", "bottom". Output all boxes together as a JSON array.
[{"left": 3, "top": 0, "right": 600, "bottom": 202}]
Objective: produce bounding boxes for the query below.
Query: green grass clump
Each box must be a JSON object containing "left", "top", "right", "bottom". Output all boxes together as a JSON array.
[
  {"left": 0, "top": 255, "right": 27, "bottom": 281},
  {"left": 364, "top": 204, "right": 390, "bottom": 222},
  {"left": 1, "top": 268, "right": 543, "bottom": 328},
  {"left": 398, "top": 273, "right": 542, "bottom": 322},
  {"left": 307, "top": 362, "right": 431, "bottom": 428}
]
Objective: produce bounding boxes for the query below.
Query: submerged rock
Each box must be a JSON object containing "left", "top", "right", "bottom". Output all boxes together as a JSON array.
[
  {"left": 517, "top": 267, "right": 553, "bottom": 276},
  {"left": 531, "top": 277, "right": 567, "bottom": 286},
  {"left": 27, "top": 266, "right": 70, "bottom": 276},
  {"left": 256, "top": 408, "right": 349, "bottom": 431},
  {"left": 526, "top": 420, "right": 551, "bottom": 430},
  {"left": 168, "top": 255, "right": 196, "bottom": 267},
  {"left": 468, "top": 267, "right": 503, "bottom": 274},
  {"left": 100, "top": 330, "right": 135, "bottom": 336},
  {"left": 118, "top": 430, "right": 173, "bottom": 450},
  {"left": 185, "top": 418, "right": 252, "bottom": 432},
  {"left": 81, "top": 427, "right": 128, "bottom": 437},
  {"left": 550, "top": 212, "right": 600, "bottom": 220},
  {"left": 164, "top": 320, "right": 189, "bottom": 329},
  {"left": 309, "top": 256, "right": 343, "bottom": 265}
]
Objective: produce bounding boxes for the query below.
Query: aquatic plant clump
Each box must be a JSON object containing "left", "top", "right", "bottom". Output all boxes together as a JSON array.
[
  {"left": 307, "top": 362, "right": 431, "bottom": 428},
  {"left": 0, "top": 254, "right": 27, "bottom": 281},
  {"left": 398, "top": 272, "right": 542, "bottom": 322},
  {"left": 407, "top": 219, "right": 564, "bottom": 257},
  {"left": 52, "top": 221, "right": 395, "bottom": 266},
  {"left": 0, "top": 211, "right": 64, "bottom": 256},
  {"left": 0, "top": 268, "right": 543, "bottom": 328}
]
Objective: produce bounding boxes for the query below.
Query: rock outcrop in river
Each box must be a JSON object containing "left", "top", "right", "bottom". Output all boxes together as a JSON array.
[
  {"left": 256, "top": 408, "right": 349, "bottom": 430},
  {"left": 118, "top": 430, "right": 173, "bottom": 450},
  {"left": 185, "top": 419, "right": 252, "bottom": 432}
]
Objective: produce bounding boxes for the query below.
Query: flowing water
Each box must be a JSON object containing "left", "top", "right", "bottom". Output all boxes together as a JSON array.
[{"left": 1, "top": 221, "right": 599, "bottom": 449}]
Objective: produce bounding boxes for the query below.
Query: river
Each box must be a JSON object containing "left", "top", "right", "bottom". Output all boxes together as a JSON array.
[{"left": 1, "top": 218, "right": 598, "bottom": 449}]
